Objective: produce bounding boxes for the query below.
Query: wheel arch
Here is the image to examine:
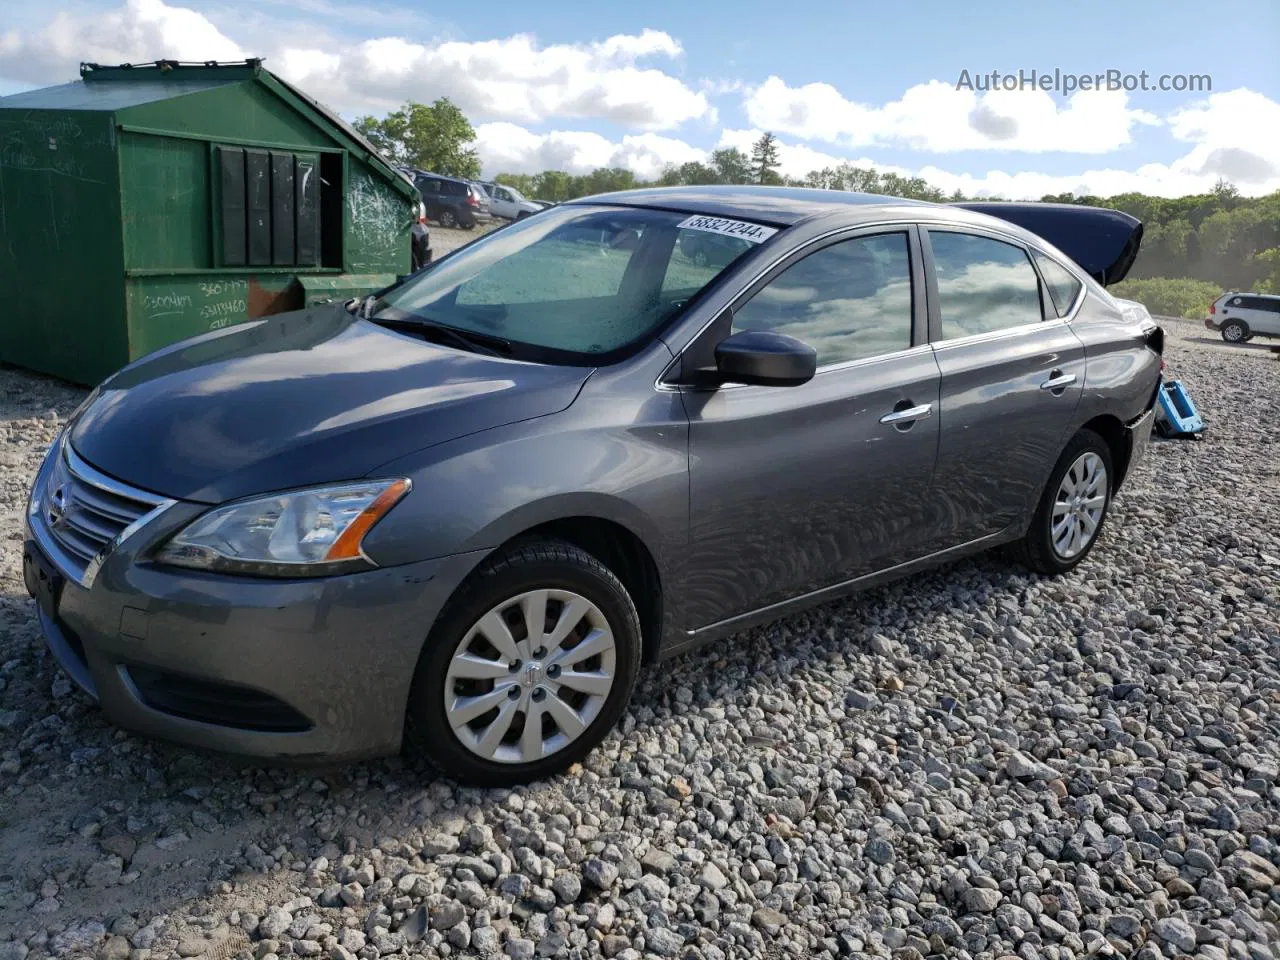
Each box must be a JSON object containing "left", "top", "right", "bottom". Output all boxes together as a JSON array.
[
  {"left": 1078, "top": 414, "right": 1130, "bottom": 490},
  {"left": 464, "top": 497, "right": 667, "bottom": 664}
]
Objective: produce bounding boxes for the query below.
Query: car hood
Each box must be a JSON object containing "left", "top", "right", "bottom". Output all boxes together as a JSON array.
[{"left": 71, "top": 305, "right": 591, "bottom": 503}]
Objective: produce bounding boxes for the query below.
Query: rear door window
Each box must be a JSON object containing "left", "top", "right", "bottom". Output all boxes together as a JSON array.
[{"left": 928, "top": 231, "right": 1043, "bottom": 339}]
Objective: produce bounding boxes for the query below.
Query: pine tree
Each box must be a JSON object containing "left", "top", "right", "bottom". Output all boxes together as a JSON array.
[{"left": 749, "top": 133, "right": 781, "bottom": 185}]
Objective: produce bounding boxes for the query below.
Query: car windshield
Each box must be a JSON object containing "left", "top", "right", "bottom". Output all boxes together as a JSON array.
[{"left": 373, "top": 204, "right": 768, "bottom": 363}]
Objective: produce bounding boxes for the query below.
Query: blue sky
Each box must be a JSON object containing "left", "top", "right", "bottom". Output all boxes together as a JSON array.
[{"left": 2, "top": 0, "right": 1277, "bottom": 197}]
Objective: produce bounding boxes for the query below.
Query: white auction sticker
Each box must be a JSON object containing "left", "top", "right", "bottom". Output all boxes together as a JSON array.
[{"left": 676, "top": 214, "right": 778, "bottom": 244}]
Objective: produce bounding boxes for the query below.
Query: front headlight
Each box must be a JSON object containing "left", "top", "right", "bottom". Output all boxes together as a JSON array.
[{"left": 155, "top": 479, "right": 411, "bottom": 577}]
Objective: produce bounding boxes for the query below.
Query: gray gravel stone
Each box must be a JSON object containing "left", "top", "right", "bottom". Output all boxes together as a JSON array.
[
  {"left": 2, "top": 326, "right": 1279, "bottom": 960},
  {"left": 1154, "top": 917, "right": 1197, "bottom": 953},
  {"left": 581, "top": 858, "right": 618, "bottom": 890},
  {"left": 962, "top": 888, "right": 1003, "bottom": 913}
]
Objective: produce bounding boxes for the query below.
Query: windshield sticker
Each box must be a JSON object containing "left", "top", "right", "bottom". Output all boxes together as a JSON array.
[{"left": 677, "top": 215, "right": 778, "bottom": 244}]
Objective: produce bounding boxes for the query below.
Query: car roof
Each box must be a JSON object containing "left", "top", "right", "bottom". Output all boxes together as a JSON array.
[
  {"left": 416, "top": 172, "right": 471, "bottom": 184},
  {"left": 566, "top": 184, "right": 944, "bottom": 227}
]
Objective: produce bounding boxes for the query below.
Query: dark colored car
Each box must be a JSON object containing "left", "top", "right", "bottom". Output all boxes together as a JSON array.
[
  {"left": 24, "top": 187, "right": 1161, "bottom": 785},
  {"left": 414, "top": 172, "right": 491, "bottom": 229}
]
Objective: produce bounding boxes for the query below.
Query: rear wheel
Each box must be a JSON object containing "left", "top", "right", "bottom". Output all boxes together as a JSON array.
[
  {"left": 1220, "top": 320, "right": 1250, "bottom": 343},
  {"left": 405, "top": 539, "right": 642, "bottom": 785},
  {"left": 1014, "top": 429, "right": 1113, "bottom": 575},
  {"left": 438, "top": 209, "right": 458, "bottom": 228}
]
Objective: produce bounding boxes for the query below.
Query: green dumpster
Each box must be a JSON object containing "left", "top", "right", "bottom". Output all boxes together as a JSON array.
[{"left": 0, "top": 59, "right": 420, "bottom": 385}]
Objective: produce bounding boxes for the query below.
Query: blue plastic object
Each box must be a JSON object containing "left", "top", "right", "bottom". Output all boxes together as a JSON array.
[{"left": 1154, "top": 379, "right": 1204, "bottom": 437}]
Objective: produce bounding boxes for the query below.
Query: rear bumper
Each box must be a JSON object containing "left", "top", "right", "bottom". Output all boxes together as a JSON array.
[
  {"left": 1126, "top": 406, "right": 1156, "bottom": 472},
  {"left": 1204, "top": 318, "right": 1220, "bottom": 330},
  {"left": 27, "top": 508, "right": 488, "bottom": 762}
]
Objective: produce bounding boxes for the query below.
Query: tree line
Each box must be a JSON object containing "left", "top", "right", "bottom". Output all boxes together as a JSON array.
[{"left": 355, "top": 98, "right": 1280, "bottom": 312}]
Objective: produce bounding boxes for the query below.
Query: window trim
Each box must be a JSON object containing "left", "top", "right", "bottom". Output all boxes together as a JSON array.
[
  {"left": 664, "top": 223, "right": 928, "bottom": 388},
  {"left": 921, "top": 225, "right": 1057, "bottom": 346}
]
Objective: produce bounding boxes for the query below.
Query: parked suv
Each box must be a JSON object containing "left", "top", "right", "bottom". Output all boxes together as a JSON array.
[
  {"left": 414, "top": 173, "right": 491, "bottom": 229},
  {"left": 1205, "top": 291, "right": 1280, "bottom": 343},
  {"left": 478, "top": 182, "right": 543, "bottom": 220}
]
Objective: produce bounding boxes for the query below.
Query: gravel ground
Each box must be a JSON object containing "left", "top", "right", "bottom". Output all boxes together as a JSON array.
[
  {"left": 431, "top": 223, "right": 501, "bottom": 259},
  {"left": 0, "top": 316, "right": 1277, "bottom": 960}
]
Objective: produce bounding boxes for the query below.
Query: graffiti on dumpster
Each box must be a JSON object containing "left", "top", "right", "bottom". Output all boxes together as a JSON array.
[
  {"left": 143, "top": 291, "right": 194, "bottom": 319},
  {"left": 346, "top": 168, "right": 406, "bottom": 271},
  {"left": 198, "top": 279, "right": 249, "bottom": 328}
]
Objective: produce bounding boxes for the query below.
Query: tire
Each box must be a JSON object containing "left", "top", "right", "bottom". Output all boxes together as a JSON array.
[
  {"left": 1220, "top": 320, "right": 1250, "bottom": 343},
  {"left": 1013, "top": 429, "right": 1114, "bottom": 576},
  {"left": 516, "top": 211, "right": 530, "bottom": 220},
  {"left": 438, "top": 209, "right": 458, "bottom": 229},
  {"left": 404, "top": 538, "right": 642, "bottom": 785}
]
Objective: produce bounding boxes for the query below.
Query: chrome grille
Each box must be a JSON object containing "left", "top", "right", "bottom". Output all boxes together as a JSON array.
[{"left": 34, "top": 436, "right": 172, "bottom": 585}]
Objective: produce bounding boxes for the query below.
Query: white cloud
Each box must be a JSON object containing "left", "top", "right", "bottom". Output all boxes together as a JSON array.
[
  {"left": 743, "top": 76, "right": 1160, "bottom": 153},
  {"left": 1165, "top": 89, "right": 1280, "bottom": 185},
  {"left": 715, "top": 126, "right": 1280, "bottom": 199},
  {"left": 475, "top": 122, "right": 705, "bottom": 179},
  {"left": 0, "top": 0, "right": 244, "bottom": 83},
  {"left": 2, "top": 0, "right": 1276, "bottom": 200},
  {"left": 0, "top": 0, "right": 710, "bottom": 130},
  {"left": 278, "top": 30, "right": 709, "bottom": 129}
]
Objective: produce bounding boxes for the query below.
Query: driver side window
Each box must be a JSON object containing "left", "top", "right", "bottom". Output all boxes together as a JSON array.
[{"left": 731, "top": 232, "right": 914, "bottom": 366}]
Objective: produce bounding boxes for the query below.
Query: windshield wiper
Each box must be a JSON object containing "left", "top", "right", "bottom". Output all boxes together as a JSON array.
[
  {"left": 369, "top": 309, "right": 512, "bottom": 357},
  {"left": 346, "top": 294, "right": 380, "bottom": 318}
]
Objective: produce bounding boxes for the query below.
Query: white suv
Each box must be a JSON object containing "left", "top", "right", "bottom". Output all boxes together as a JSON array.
[
  {"left": 1205, "top": 291, "right": 1280, "bottom": 343},
  {"left": 480, "top": 182, "right": 543, "bottom": 220}
]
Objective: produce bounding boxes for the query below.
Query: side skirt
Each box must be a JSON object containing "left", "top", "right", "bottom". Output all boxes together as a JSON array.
[{"left": 657, "top": 529, "right": 1018, "bottom": 660}]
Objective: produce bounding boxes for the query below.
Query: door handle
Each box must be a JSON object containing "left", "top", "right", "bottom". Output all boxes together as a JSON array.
[
  {"left": 880, "top": 403, "right": 933, "bottom": 425},
  {"left": 1040, "top": 371, "right": 1078, "bottom": 392}
]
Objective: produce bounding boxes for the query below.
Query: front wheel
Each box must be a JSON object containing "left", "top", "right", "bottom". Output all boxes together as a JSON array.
[
  {"left": 1220, "top": 320, "right": 1250, "bottom": 343},
  {"left": 1013, "top": 429, "right": 1113, "bottom": 575},
  {"left": 405, "top": 539, "right": 642, "bottom": 785}
]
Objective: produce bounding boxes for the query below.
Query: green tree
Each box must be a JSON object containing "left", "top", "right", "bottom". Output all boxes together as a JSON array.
[
  {"left": 1253, "top": 248, "right": 1280, "bottom": 293},
  {"left": 710, "top": 148, "right": 752, "bottom": 184},
  {"left": 749, "top": 133, "right": 782, "bottom": 185},
  {"left": 354, "top": 98, "right": 481, "bottom": 179}
]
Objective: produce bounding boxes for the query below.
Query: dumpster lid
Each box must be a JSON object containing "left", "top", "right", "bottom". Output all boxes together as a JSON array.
[{"left": 0, "top": 74, "right": 241, "bottom": 112}]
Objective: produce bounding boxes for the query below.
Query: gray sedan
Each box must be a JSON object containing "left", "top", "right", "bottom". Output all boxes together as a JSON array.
[{"left": 24, "top": 186, "right": 1162, "bottom": 784}]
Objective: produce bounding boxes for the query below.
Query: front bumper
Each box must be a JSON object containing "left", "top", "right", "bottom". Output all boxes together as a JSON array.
[{"left": 25, "top": 454, "right": 487, "bottom": 762}]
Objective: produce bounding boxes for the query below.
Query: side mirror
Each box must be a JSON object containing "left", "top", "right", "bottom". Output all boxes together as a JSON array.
[{"left": 714, "top": 330, "right": 817, "bottom": 387}]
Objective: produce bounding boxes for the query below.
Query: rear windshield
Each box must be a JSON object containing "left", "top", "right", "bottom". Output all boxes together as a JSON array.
[{"left": 375, "top": 205, "right": 772, "bottom": 362}]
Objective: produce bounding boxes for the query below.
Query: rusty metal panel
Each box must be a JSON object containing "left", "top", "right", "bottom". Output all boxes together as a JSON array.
[
  {"left": 245, "top": 150, "right": 271, "bottom": 265},
  {"left": 219, "top": 147, "right": 247, "bottom": 266},
  {"left": 126, "top": 274, "right": 302, "bottom": 357},
  {"left": 270, "top": 152, "right": 295, "bottom": 265}
]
